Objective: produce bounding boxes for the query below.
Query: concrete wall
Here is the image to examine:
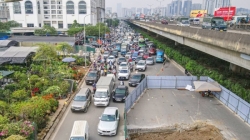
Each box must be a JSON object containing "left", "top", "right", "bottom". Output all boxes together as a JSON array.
[{"left": 132, "top": 21, "right": 250, "bottom": 55}]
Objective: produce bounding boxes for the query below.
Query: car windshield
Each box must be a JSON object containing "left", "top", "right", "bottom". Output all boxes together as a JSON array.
[
  {"left": 74, "top": 95, "right": 86, "bottom": 101},
  {"left": 115, "top": 88, "right": 126, "bottom": 94},
  {"left": 112, "top": 51, "right": 118, "bottom": 54},
  {"left": 120, "top": 70, "right": 128, "bottom": 73},
  {"left": 120, "top": 63, "right": 127, "bottom": 67},
  {"left": 119, "top": 58, "right": 126, "bottom": 61},
  {"left": 137, "top": 62, "right": 144, "bottom": 65},
  {"left": 132, "top": 75, "right": 141, "bottom": 79},
  {"left": 101, "top": 114, "right": 116, "bottom": 121},
  {"left": 147, "top": 58, "right": 153, "bottom": 60},
  {"left": 156, "top": 55, "right": 162, "bottom": 58},
  {"left": 87, "top": 72, "right": 96, "bottom": 77},
  {"left": 104, "top": 52, "right": 109, "bottom": 55},
  {"left": 182, "top": 20, "right": 189, "bottom": 24},
  {"left": 127, "top": 52, "right": 131, "bottom": 55},
  {"left": 108, "top": 56, "right": 114, "bottom": 59},
  {"left": 136, "top": 57, "right": 142, "bottom": 60},
  {"left": 70, "top": 137, "right": 85, "bottom": 140},
  {"left": 95, "top": 92, "right": 107, "bottom": 98}
]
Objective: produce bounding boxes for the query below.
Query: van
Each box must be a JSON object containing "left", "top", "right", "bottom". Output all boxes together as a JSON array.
[
  {"left": 71, "top": 88, "right": 92, "bottom": 112},
  {"left": 69, "top": 121, "right": 89, "bottom": 140}
]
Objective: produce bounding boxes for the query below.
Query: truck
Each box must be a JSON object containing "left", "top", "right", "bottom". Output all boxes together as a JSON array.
[
  {"left": 120, "top": 45, "right": 127, "bottom": 56},
  {"left": 94, "top": 76, "right": 115, "bottom": 106},
  {"left": 156, "top": 50, "right": 164, "bottom": 63}
]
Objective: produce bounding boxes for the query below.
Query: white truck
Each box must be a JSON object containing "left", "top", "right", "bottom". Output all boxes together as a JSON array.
[{"left": 94, "top": 76, "right": 115, "bottom": 106}]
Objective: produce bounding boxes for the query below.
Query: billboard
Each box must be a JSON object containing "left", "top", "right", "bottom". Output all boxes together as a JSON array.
[
  {"left": 190, "top": 10, "right": 207, "bottom": 18},
  {"left": 214, "top": 7, "right": 236, "bottom": 21}
]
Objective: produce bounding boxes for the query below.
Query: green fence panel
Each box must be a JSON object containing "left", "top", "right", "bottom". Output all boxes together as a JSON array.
[
  {"left": 74, "top": 45, "right": 95, "bottom": 53},
  {"left": 124, "top": 108, "right": 128, "bottom": 140}
]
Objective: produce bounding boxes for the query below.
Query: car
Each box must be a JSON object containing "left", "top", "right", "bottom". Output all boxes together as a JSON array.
[
  {"left": 103, "top": 51, "right": 110, "bottom": 58},
  {"left": 135, "top": 60, "right": 147, "bottom": 71},
  {"left": 143, "top": 52, "right": 150, "bottom": 60},
  {"left": 111, "top": 50, "right": 118, "bottom": 58},
  {"left": 118, "top": 68, "right": 130, "bottom": 80},
  {"left": 117, "top": 57, "right": 126, "bottom": 65},
  {"left": 107, "top": 55, "right": 116, "bottom": 63},
  {"left": 112, "top": 85, "right": 129, "bottom": 102},
  {"left": 148, "top": 47, "right": 156, "bottom": 55},
  {"left": 146, "top": 57, "right": 155, "bottom": 65},
  {"left": 135, "top": 56, "right": 143, "bottom": 63},
  {"left": 130, "top": 47, "right": 135, "bottom": 53},
  {"left": 119, "top": 62, "right": 129, "bottom": 70},
  {"left": 161, "top": 20, "right": 168, "bottom": 25},
  {"left": 71, "top": 88, "right": 92, "bottom": 112},
  {"left": 85, "top": 70, "right": 100, "bottom": 85},
  {"left": 97, "top": 107, "right": 120, "bottom": 136},
  {"left": 128, "top": 73, "right": 146, "bottom": 87},
  {"left": 125, "top": 52, "right": 132, "bottom": 59}
]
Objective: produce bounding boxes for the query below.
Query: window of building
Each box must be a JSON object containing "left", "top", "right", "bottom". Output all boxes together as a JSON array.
[
  {"left": 25, "top": 1, "right": 33, "bottom": 14},
  {"left": 66, "top": 1, "right": 74, "bottom": 14},
  {"left": 27, "top": 24, "right": 34, "bottom": 27},
  {"left": 37, "top": 1, "right": 41, "bottom": 14},
  {"left": 78, "top": 1, "right": 87, "bottom": 14},
  {"left": 58, "top": 22, "right": 63, "bottom": 28},
  {"left": 68, "top": 24, "right": 72, "bottom": 28},
  {"left": 39, "top": 23, "right": 41, "bottom": 27},
  {"left": 13, "top": 2, "right": 21, "bottom": 14},
  {"left": 44, "top": 22, "right": 51, "bottom": 27}
]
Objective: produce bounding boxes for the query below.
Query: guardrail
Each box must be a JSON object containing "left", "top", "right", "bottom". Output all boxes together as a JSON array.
[{"left": 124, "top": 75, "right": 250, "bottom": 139}]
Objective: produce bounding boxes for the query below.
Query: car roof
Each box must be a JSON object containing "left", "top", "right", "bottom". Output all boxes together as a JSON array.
[
  {"left": 120, "top": 62, "right": 127, "bottom": 64},
  {"left": 117, "top": 85, "right": 127, "bottom": 89},
  {"left": 147, "top": 57, "right": 153, "bottom": 59},
  {"left": 88, "top": 70, "right": 98, "bottom": 73},
  {"left": 138, "top": 60, "right": 146, "bottom": 63},
  {"left": 108, "top": 55, "right": 115, "bottom": 57},
  {"left": 119, "top": 57, "right": 126, "bottom": 59},
  {"left": 103, "top": 107, "right": 118, "bottom": 115},
  {"left": 132, "top": 73, "right": 143, "bottom": 76},
  {"left": 77, "top": 88, "right": 89, "bottom": 96}
]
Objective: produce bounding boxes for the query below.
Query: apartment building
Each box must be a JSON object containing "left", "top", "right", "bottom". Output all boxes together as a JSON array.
[
  {"left": 0, "top": 0, "right": 10, "bottom": 22},
  {"left": 8, "top": 0, "right": 98, "bottom": 29},
  {"left": 96, "top": 0, "right": 105, "bottom": 22}
]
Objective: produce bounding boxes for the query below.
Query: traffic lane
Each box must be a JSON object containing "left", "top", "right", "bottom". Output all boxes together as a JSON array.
[{"left": 50, "top": 60, "right": 170, "bottom": 140}]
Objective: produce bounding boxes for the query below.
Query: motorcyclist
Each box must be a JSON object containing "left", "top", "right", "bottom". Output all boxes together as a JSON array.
[{"left": 92, "top": 82, "right": 96, "bottom": 93}]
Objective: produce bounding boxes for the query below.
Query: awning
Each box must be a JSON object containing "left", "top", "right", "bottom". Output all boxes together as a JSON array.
[
  {"left": 0, "top": 40, "right": 18, "bottom": 47},
  {"left": 193, "top": 81, "right": 222, "bottom": 92},
  {"left": 0, "top": 71, "right": 14, "bottom": 79}
]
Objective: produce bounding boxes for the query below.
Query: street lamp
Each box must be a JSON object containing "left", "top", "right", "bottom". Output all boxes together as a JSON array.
[{"left": 83, "top": 13, "right": 95, "bottom": 67}]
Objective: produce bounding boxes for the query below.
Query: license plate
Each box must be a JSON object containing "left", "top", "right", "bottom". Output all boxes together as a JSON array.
[
  {"left": 116, "top": 98, "right": 122, "bottom": 101},
  {"left": 89, "top": 82, "right": 92, "bottom": 83},
  {"left": 139, "top": 69, "right": 142, "bottom": 70},
  {"left": 75, "top": 109, "right": 80, "bottom": 110},
  {"left": 220, "top": 30, "right": 223, "bottom": 31},
  {"left": 132, "top": 84, "right": 135, "bottom": 86}
]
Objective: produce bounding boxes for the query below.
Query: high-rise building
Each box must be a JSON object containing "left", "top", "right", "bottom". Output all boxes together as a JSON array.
[
  {"left": 192, "top": 3, "right": 202, "bottom": 10},
  {"left": 203, "top": 0, "right": 231, "bottom": 15},
  {"left": 183, "top": 0, "right": 192, "bottom": 16},
  {"left": 137, "top": 8, "right": 142, "bottom": 14},
  {"left": 117, "top": 3, "right": 122, "bottom": 17},
  {"left": 0, "top": 0, "right": 10, "bottom": 21},
  {"left": 106, "top": 7, "right": 112, "bottom": 14},
  {"left": 171, "top": 0, "right": 182, "bottom": 16},
  {"left": 122, "top": 8, "right": 127, "bottom": 17},
  {"left": 9, "top": 0, "right": 98, "bottom": 29},
  {"left": 131, "top": 7, "right": 136, "bottom": 15},
  {"left": 143, "top": 8, "right": 149, "bottom": 15},
  {"left": 96, "top": 0, "right": 105, "bottom": 22},
  {"left": 166, "top": 4, "right": 172, "bottom": 16}
]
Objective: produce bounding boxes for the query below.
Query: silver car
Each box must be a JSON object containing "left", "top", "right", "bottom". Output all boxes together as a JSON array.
[
  {"left": 125, "top": 52, "right": 132, "bottom": 59},
  {"left": 146, "top": 57, "right": 155, "bottom": 65},
  {"left": 107, "top": 55, "right": 116, "bottom": 63},
  {"left": 71, "top": 88, "right": 92, "bottom": 113},
  {"left": 98, "top": 107, "right": 120, "bottom": 136},
  {"left": 135, "top": 60, "right": 147, "bottom": 71}
]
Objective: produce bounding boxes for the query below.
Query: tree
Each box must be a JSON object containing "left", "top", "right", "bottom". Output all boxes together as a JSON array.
[
  {"left": 105, "top": 19, "right": 120, "bottom": 27},
  {"left": 56, "top": 42, "right": 73, "bottom": 56},
  {"left": 67, "top": 20, "right": 83, "bottom": 36},
  {"left": 33, "top": 43, "right": 57, "bottom": 61},
  {"left": 34, "top": 25, "right": 57, "bottom": 36},
  {"left": 0, "top": 20, "right": 20, "bottom": 32}
]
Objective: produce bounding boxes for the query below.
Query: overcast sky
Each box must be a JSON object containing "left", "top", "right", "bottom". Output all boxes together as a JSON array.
[{"left": 106, "top": 0, "right": 249, "bottom": 10}]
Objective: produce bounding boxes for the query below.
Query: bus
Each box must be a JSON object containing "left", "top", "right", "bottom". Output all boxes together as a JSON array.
[
  {"left": 189, "top": 18, "right": 200, "bottom": 25},
  {"left": 201, "top": 17, "right": 227, "bottom": 31}
]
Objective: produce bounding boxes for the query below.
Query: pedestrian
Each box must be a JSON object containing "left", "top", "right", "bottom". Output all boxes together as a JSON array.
[
  {"left": 101, "top": 67, "right": 104, "bottom": 76},
  {"left": 92, "top": 82, "right": 96, "bottom": 93},
  {"left": 112, "top": 68, "right": 116, "bottom": 76},
  {"left": 104, "top": 68, "right": 107, "bottom": 76}
]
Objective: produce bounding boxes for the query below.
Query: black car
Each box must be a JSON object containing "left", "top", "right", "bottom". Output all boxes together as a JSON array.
[
  {"left": 111, "top": 50, "right": 118, "bottom": 58},
  {"left": 112, "top": 85, "right": 129, "bottom": 102},
  {"left": 85, "top": 70, "right": 100, "bottom": 85},
  {"left": 129, "top": 74, "right": 145, "bottom": 87},
  {"left": 117, "top": 57, "right": 127, "bottom": 65},
  {"left": 135, "top": 56, "right": 143, "bottom": 63}
]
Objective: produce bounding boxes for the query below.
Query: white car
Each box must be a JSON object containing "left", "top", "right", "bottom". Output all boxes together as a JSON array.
[
  {"left": 98, "top": 107, "right": 120, "bottom": 136},
  {"left": 125, "top": 52, "right": 132, "bottom": 59},
  {"left": 135, "top": 60, "right": 147, "bottom": 71},
  {"left": 118, "top": 68, "right": 130, "bottom": 80},
  {"left": 107, "top": 55, "right": 116, "bottom": 63},
  {"left": 119, "top": 62, "right": 129, "bottom": 70}
]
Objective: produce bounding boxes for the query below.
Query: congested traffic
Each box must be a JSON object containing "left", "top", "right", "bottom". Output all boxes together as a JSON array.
[{"left": 65, "top": 21, "right": 166, "bottom": 139}]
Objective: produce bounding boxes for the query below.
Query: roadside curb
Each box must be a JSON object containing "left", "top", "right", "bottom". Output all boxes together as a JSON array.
[{"left": 42, "top": 67, "right": 92, "bottom": 140}]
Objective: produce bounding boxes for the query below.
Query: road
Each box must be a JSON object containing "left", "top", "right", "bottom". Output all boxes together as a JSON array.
[{"left": 50, "top": 54, "right": 184, "bottom": 140}]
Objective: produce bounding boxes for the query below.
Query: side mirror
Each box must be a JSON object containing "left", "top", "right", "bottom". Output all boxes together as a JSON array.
[{"left": 99, "top": 117, "right": 101, "bottom": 120}]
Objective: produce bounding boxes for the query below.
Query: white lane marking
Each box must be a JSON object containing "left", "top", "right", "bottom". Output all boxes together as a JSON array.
[
  {"left": 172, "top": 91, "right": 176, "bottom": 96},
  {"left": 190, "top": 116, "right": 195, "bottom": 122},
  {"left": 155, "top": 116, "right": 160, "bottom": 124},
  {"left": 192, "top": 95, "right": 195, "bottom": 98},
  {"left": 147, "top": 92, "right": 149, "bottom": 97}
]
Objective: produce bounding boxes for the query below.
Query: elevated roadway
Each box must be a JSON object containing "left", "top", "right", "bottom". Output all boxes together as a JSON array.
[{"left": 130, "top": 20, "right": 250, "bottom": 72}]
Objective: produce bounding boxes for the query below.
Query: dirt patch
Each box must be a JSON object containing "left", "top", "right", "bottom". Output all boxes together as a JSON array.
[{"left": 129, "top": 121, "right": 225, "bottom": 140}]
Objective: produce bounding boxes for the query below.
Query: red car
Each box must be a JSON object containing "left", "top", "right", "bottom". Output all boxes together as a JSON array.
[
  {"left": 143, "top": 52, "right": 151, "bottom": 60},
  {"left": 161, "top": 20, "right": 168, "bottom": 25},
  {"left": 148, "top": 47, "right": 156, "bottom": 55}
]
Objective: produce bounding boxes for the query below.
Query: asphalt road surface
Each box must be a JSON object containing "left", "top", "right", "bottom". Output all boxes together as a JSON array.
[{"left": 50, "top": 54, "right": 184, "bottom": 140}]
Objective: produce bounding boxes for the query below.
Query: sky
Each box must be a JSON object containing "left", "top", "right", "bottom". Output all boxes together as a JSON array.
[{"left": 106, "top": 0, "right": 249, "bottom": 11}]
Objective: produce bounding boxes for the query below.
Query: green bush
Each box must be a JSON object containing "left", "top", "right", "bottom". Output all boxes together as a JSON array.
[{"left": 5, "top": 135, "right": 26, "bottom": 140}]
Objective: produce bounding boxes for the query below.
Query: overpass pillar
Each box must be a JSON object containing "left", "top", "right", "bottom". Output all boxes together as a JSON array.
[
  {"left": 175, "top": 42, "right": 178, "bottom": 46},
  {"left": 229, "top": 63, "right": 249, "bottom": 74}
]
